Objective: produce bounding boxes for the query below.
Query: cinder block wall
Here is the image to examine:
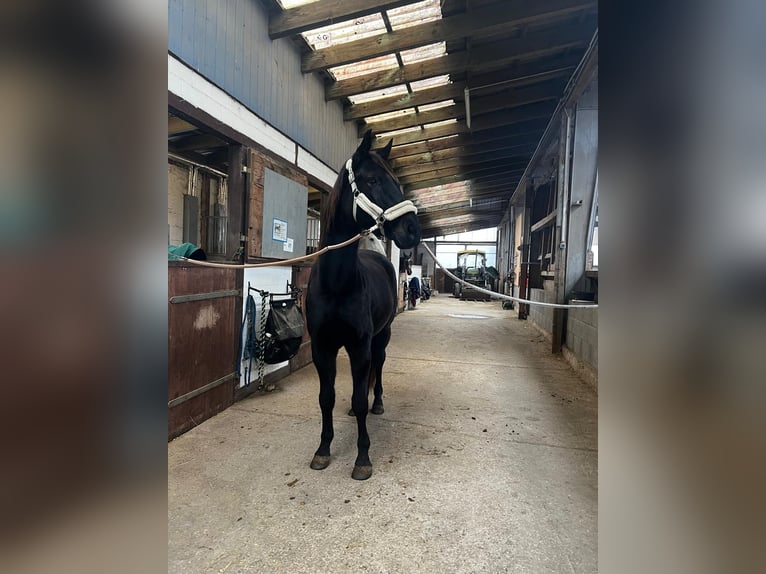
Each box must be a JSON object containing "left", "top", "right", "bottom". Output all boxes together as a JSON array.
[
  {"left": 528, "top": 281, "right": 555, "bottom": 336},
  {"left": 565, "top": 306, "right": 597, "bottom": 370}
]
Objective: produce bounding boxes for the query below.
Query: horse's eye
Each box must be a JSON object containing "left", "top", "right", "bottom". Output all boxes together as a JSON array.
[{"left": 368, "top": 177, "right": 377, "bottom": 186}]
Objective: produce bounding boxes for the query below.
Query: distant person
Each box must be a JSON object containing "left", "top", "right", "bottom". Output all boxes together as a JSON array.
[{"left": 408, "top": 275, "right": 420, "bottom": 309}]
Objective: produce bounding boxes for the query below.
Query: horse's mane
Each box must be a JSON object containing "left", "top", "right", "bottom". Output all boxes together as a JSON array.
[{"left": 319, "top": 151, "right": 400, "bottom": 248}]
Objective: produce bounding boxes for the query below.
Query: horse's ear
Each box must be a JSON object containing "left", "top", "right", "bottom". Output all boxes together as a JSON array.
[
  {"left": 378, "top": 139, "right": 394, "bottom": 161},
  {"left": 353, "top": 130, "right": 374, "bottom": 164}
]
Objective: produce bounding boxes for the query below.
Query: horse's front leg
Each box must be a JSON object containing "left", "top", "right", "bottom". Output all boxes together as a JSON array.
[
  {"left": 348, "top": 340, "right": 373, "bottom": 480},
  {"left": 310, "top": 340, "right": 338, "bottom": 471}
]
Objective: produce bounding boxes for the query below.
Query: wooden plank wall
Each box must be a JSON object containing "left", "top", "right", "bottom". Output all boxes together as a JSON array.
[{"left": 168, "top": 264, "right": 239, "bottom": 439}]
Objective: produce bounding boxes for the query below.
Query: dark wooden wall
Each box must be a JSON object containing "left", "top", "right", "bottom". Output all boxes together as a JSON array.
[{"left": 168, "top": 264, "right": 239, "bottom": 439}]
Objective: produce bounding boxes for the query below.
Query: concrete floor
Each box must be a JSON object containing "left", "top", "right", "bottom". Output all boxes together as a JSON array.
[{"left": 169, "top": 295, "right": 597, "bottom": 574}]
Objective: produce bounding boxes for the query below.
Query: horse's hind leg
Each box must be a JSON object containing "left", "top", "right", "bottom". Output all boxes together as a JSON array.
[
  {"left": 370, "top": 325, "right": 390, "bottom": 415},
  {"left": 310, "top": 340, "right": 338, "bottom": 471}
]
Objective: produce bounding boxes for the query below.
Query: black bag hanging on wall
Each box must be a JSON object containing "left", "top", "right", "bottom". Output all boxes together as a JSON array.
[{"left": 263, "top": 298, "right": 304, "bottom": 364}]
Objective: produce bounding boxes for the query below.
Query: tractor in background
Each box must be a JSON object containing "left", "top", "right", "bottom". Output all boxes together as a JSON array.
[{"left": 452, "top": 249, "right": 494, "bottom": 301}]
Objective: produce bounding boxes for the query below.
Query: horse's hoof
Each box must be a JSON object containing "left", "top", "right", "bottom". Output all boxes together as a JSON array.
[
  {"left": 351, "top": 465, "right": 373, "bottom": 480},
  {"left": 371, "top": 404, "right": 384, "bottom": 415},
  {"left": 310, "top": 455, "right": 331, "bottom": 470},
  {"left": 347, "top": 408, "right": 355, "bottom": 416}
]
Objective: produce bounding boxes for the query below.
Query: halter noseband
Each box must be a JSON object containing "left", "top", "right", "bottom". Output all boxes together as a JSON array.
[{"left": 345, "top": 158, "right": 417, "bottom": 234}]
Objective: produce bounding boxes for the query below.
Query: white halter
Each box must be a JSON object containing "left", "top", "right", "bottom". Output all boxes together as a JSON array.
[{"left": 345, "top": 158, "right": 417, "bottom": 234}]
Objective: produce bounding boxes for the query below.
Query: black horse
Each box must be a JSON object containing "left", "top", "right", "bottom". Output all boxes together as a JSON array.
[
  {"left": 399, "top": 251, "right": 413, "bottom": 276},
  {"left": 306, "top": 131, "right": 421, "bottom": 480}
]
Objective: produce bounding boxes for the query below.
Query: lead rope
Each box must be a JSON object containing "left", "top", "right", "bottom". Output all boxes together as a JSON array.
[{"left": 257, "top": 288, "right": 268, "bottom": 391}]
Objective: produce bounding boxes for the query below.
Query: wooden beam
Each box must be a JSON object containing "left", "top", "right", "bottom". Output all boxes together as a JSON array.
[
  {"left": 411, "top": 182, "right": 515, "bottom": 202},
  {"left": 269, "top": 0, "right": 413, "bottom": 40},
  {"left": 363, "top": 81, "right": 562, "bottom": 136},
  {"left": 379, "top": 101, "right": 557, "bottom": 147},
  {"left": 303, "top": 0, "right": 594, "bottom": 72},
  {"left": 346, "top": 67, "right": 571, "bottom": 120},
  {"left": 399, "top": 159, "right": 529, "bottom": 185},
  {"left": 416, "top": 191, "right": 510, "bottom": 211},
  {"left": 405, "top": 171, "right": 524, "bottom": 193},
  {"left": 405, "top": 171, "right": 525, "bottom": 193},
  {"left": 421, "top": 217, "right": 500, "bottom": 234},
  {"left": 384, "top": 120, "right": 548, "bottom": 159},
  {"left": 325, "top": 26, "right": 590, "bottom": 100},
  {"left": 530, "top": 210, "right": 558, "bottom": 233},
  {"left": 421, "top": 220, "right": 498, "bottom": 236},
  {"left": 391, "top": 138, "right": 539, "bottom": 170},
  {"left": 395, "top": 150, "right": 533, "bottom": 179}
]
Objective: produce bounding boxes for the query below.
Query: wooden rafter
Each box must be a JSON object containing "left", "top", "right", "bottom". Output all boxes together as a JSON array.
[
  {"left": 362, "top": 81, "right": 562, "bottom": 136},
  {"left": 390, "top": 138, "right": 539, "bottom": 170},
  {"left": 395, "top": 149, "right": 533, "bottom": 179},
  {"left": 405, "top": 170, "right": 524, "bottom": 192},
  {"left": 269, "top": 0, "right": 414, "bottom": 39},
  {"left": 377, "top": 101, "right": 557, "bottom": 147},
  {"left": 399, "top": 159, "right": 529, "bottom": 185},
  {"left": 325, "top": 26, "right": 590, "bottom": 100},
  {"left": 382, "top": 119, "right": 549, "bottom": 159},
  {"left": 345, "top": 67, "right": 571, "bottom": 120},
  {"left": 303, "top": 0, "right": 594, "bottom": 72}
]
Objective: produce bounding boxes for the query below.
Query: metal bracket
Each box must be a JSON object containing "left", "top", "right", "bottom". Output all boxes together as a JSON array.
[
  {"left": 169, "top": 289, "right": 241, "bottom": 304},
  {"left": 168, "top": 372, "right": 237, "bottom": 408}
]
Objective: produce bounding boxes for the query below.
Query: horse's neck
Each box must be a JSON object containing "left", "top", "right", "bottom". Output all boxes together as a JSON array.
[{"left": 319, "top": 218, "right": 361, "bottom": 294}]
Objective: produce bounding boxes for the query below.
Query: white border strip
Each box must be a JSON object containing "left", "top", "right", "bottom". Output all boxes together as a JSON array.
[
  {"left": 297, "top": 146, "right": 336, "bottom": 188},
  {"left": 168, "top": 54, "right": 339, "bottom": 186}
]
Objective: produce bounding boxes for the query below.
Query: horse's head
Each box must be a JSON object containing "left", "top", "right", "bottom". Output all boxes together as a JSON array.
[
  {"left": 400, "top": 251, "right": 413, "bottom": 276},
  {"left": 345, "top": 130, "right": 421, "bottom": 249}
]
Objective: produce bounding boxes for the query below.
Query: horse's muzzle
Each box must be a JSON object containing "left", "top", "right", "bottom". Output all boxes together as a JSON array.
[{"left": 388, "top": 213, "right": 421, "bottom": 249}]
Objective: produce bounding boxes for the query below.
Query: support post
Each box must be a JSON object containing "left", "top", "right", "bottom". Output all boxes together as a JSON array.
[
  {"left": 227, "top": 145, "right": 247, "bottom": 262},
  {"left": 551, "top": 107, "right": 574, "bottom": 353}
]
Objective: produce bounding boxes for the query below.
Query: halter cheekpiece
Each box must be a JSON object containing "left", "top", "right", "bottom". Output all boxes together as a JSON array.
[{"left": 345, "top": 158, "right": 417, "bottom": 235}]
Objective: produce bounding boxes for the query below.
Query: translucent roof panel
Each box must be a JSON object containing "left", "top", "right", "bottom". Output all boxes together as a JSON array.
[
  {"left": 365, "top": 108, "right": 417, "bottom": 124},
  {"left": 277, "top": 0, "right": 318, "bottom": 8},
  {"left": 418, "top": 100, "right": 454, "bottom": 112},
  {"left": 410, "top": 75, "right": 451, "bottom": 91},
  {"left": 424, "top": 118, "right": 458, "bottom": 128},
  {"left": 387, "top": 0, "right": 442, "bottom": 31},
  {"left": 400, "top": 42, "right": 446, "bottom": 66},
  {"left": 300, "top": 13, "right": 387, "bottom": 51},
  {"left": 328, "top": 54, "right": 399, "bottom": 82},
  {"left": 347, "top": 84, "right": 409, "bottom": 105},
  {"left": 376, "top": 125, "right": 422, "bottom": 138}
]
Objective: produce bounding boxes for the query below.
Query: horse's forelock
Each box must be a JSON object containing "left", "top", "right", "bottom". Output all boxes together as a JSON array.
[{"left": 369, "top": 151, "right": 401, "bottom": 187}]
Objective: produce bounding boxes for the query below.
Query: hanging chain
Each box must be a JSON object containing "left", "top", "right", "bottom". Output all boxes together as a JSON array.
[{"left": 257, "top": 289, "right": 268, "bottom": 391}]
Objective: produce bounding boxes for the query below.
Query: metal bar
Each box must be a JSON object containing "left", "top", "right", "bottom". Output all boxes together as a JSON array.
[
  {"left": 530, "top": 210, "right": 558, "bottom": 233},
  {"left": 168, "top": 372, "right": 237, "bottom": 409},
  {"left": 168, "top": 152, "right": 228, "bottom": 178},
  {"left": 169, "top": 289, "right": 240, "bottom": 304}
]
